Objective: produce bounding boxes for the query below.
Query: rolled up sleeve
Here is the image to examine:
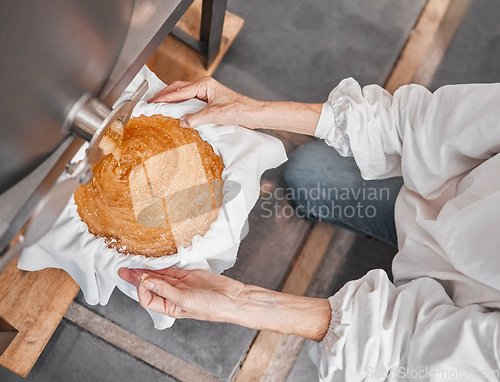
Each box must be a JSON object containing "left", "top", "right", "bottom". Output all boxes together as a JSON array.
[
  {"left": 316, "top": 79, "right": 500, "bottom": 198},
  {"left": 310, "top": 270, "right": 500, "bottom": 382}
]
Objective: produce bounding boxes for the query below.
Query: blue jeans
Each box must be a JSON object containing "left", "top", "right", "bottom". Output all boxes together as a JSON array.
[{"left": 283, "top": 141, "right": 403, "bottom": 247}]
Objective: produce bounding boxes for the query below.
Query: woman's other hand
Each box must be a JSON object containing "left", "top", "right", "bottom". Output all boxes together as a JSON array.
[
  {"left": 148, "top": 77, "right": 263, "bottom": 129},
  {"left": 148, "top": 77, "right": 321, "bottom": 135}
]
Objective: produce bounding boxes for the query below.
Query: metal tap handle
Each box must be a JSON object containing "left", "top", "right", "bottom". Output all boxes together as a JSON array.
[{"left": 86, "top": 80, "right": 148, "bottom": 165}]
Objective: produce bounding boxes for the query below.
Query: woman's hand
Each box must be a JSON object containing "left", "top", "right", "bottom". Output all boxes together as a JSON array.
[
  {"left": 118, "top": 267, "right": 247, "bottom": 322},
  {"left": 119, "top": 267, "right": 331, "bottom": 341},
  {"left": 148, "top": 77, "right": 263, "bottom": 129},
  {"left": 148, "top": 77, "right": 322, "bottom": 135}
]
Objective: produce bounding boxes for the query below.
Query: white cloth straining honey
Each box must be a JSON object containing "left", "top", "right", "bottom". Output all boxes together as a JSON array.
[
  {"left": 74, "top": 115, "right": 225, "bottom": 258},
  {"left": 18, "top": 67, "right": 287, "bottom": 329}
]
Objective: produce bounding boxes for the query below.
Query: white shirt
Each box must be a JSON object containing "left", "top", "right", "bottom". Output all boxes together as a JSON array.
[{"left": 312, "top": 78, "right": 500, "bottom": 381}]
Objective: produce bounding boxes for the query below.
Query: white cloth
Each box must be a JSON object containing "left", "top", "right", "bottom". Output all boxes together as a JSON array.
[
  {"left": 312, "top": 79, "right": 500, "bottom": 381},
  {"left": 18, "top": 67, "right": 287, "bottom": 329}
]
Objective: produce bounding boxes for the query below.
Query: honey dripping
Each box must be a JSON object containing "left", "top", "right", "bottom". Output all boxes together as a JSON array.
[{"left": 99, "top": 120, "right": 124, "bottom": 163}]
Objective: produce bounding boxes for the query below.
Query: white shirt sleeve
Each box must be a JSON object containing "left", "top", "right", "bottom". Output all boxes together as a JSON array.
[
  {"left": 315, "top": 78, "right": 500, "bottom": 199},
  {"left": 310, "top": 270, "right": 500, "bottom": 382},
  {"left": 311, "top": 79, "right": 500, "bottom": 381}
]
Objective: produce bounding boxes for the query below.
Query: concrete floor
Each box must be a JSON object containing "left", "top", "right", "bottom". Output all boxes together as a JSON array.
[
  {"left": 1, "top": 0, "right": 499, "bottom": 381},
  {"left": 428, "top": 0, "right": 500, "bottom": 89}
]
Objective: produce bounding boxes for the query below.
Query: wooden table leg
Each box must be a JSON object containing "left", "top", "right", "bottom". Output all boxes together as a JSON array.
[{"left": 200, "top": 0, "right": 228, "bottom": 67}]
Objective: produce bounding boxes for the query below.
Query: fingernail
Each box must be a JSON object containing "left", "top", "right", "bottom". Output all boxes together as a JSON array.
[
  {"left": 179, "top": 118, "right": 188, "bottom": 128},
  {"left": 143, "top": 280, "right": 155, "bottom": 290}
]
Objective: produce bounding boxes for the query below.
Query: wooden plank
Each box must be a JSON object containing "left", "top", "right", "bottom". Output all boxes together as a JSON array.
[
  {"left": 384, "top": 0, "right": 450, "bottom": 93},
  {"left": 0, "top": 258, "right": 79, "bottom": 377},
  {"left": 147, "top": 0, "right": 244, "bottom": 84},
  {"left": 281, "top": 223, "right": 337, "bottom": 295},
  {"left": 262, "top": 335, "right": 306, "bottom": 382},
  {"left": 234, "top": 223, "right": 336, "bottom": 382},
  {"left": 413, "top": 0, "right": 472, "bottom": 87},
  {"left": 305, "top": 229, "right": 357, "bottom": 299},
  {"left": 262, "top": 230, "right": 357, "bottom": 381},
  {"left": 225, "top": 176, "right": 312, "bottom": 290},
  {"left": 234, "top": 331, "right": 283, "bottom": 382},
  {"left": 65, "top": 302, "right": 219, "bottom": 382}
]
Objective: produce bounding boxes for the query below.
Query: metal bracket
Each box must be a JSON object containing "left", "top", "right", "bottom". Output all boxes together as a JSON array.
[{"left": 171, "top": 0, "right": 228, "bottom": 68}]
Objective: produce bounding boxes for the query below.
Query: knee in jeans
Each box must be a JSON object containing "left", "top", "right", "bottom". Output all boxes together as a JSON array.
[{"left": 283, "top": 148, "right": 308, "bottom": 191}]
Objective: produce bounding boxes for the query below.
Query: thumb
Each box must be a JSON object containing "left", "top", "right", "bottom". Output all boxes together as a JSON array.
[
  {"left": 181, "top": 106, "right": 220, "bottom": 128},
  {"left": 138, "top": 277, "right": 184, "bottom": 317}
]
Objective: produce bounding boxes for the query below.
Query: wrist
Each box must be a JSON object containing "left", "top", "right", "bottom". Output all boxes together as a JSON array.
[
  {"left": 228, "top": 284, "right": 331, "bottom": 341},
  {"left": 212, "top": 280, "right": 252, "bottom": 323},
  {"left": 241, "top": 101, "right": 322, "bottom": 135},
  {"left": 235, "top": 98, "right": 268, "bottom": 130}
]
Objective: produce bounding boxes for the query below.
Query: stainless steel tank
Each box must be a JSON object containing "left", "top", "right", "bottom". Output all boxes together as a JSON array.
[{"left": 0, "top": 0, "right": 195, "bottom": 270}]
